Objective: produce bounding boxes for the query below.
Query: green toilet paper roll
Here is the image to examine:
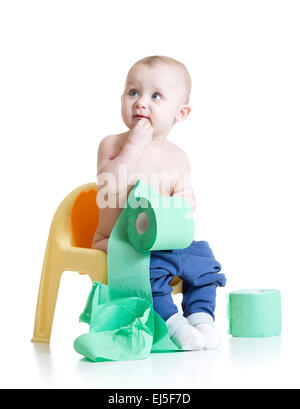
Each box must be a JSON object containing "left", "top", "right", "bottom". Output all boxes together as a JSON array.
[
  {"left": 126, "top": 186, "right": 194, "bottom": 252},
  {"left": 108, "top": 179, "right": 194, "bottom": 303},
  {"left": 74, "top": 179, "right": 195, "bottom": 361},
  {"left": 227, "top": 289, "right": 282, "bottom": 338}
]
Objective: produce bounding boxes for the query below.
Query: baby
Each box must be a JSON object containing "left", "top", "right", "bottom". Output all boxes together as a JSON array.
[{"left": 92, "top": 56, "right": 226, "bottom": 350}]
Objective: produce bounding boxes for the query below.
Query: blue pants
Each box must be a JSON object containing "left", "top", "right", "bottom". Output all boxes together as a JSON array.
[{"left": 150, "top": 241, "right": 226, "bottom": 322}]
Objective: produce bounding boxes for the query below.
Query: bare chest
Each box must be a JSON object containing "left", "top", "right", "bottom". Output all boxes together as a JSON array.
[{"left": 133, "top": 145, "right": 179, "bottom": 195}]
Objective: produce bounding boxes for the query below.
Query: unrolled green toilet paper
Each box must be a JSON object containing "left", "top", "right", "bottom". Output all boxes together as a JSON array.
[
  {"left": 74, "top": 179, "right": 195, "bottom": 361},
  {"left": 227, "top": 289, "right": 282, "bottom": 338}
]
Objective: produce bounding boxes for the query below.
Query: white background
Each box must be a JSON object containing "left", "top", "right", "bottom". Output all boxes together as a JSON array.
[{"left": 0, "top": 0, "right": 299, "bottom": 389}]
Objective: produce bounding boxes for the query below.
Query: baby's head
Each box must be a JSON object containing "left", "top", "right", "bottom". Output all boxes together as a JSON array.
[{"left": 121, "top": 56, "right": 192, "bottom": 138}]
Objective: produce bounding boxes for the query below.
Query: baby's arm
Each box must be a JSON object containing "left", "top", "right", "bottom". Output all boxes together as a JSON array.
[
  {"left": 97, "top": 118, "right": 153, "bottom": 195},
  {"left": 171, "top": 151, "right": 196, "bottom": 211}
]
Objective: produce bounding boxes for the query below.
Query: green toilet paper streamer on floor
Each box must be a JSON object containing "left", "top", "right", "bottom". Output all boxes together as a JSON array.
[
  {"left": 227, "top": 289, "right": 282, "bottom": 338},
  {"left": 74, "top": 179, "right": 195, "bottom": 361}
]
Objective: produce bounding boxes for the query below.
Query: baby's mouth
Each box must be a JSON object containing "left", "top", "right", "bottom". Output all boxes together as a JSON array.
[{"left": 133, "top": 115, "right": 151, "bottom": 121}]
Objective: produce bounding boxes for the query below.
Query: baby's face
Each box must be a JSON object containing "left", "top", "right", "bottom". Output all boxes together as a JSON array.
[{"left": 121, "top": 63, "right": 188, "bottom": 138}]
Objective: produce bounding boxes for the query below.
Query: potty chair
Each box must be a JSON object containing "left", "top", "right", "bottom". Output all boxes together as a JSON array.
[{"left": 31, "top": 183, "right": 182, "bottom": 343}]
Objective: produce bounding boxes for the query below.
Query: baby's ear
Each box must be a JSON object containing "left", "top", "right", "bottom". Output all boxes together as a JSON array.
[{"left": 175, "top": 105, "right": 191, "bottom": 122}]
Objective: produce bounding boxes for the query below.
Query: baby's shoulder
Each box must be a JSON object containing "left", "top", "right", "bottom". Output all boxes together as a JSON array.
[
  {"left": 165, "top": 140, "right": 189, "bottom": 161},
  {"left": 97, "top": 132, "right": 127, "bottom": 155},
  {"left": 164, "top": 141, "right": 191, "bottom": 173},
  {"left": 99, "top": 132, "right": 127, "bottom": 148}
]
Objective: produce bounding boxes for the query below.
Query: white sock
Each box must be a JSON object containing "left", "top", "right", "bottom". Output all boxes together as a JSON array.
[
  {"left": 166, "top": 312, "right": 206, "bottom": 350},
  {"left": 187, "top": 312, "right": 222, "bottom": 350}
]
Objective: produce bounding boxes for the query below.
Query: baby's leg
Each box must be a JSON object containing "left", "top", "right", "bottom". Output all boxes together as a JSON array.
[
  {"left": 150, "top": 250, "right": 205, "bottom": 350},
  {"left": 179, "top": 241, "right": 226, "bottom": 349},
  {"left": 149, "top": 251, "right": 178, "bottom": 322},
  {"left": 92, "top": 231, "right": 109, "bottom": 253}
]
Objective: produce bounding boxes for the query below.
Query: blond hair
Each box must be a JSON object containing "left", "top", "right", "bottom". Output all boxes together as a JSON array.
[{"left": 128, "top": 55, "right": 192, "bottom": 104}]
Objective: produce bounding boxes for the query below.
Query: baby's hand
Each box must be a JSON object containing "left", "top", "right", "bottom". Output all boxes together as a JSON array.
[{"left": 127, "top": 118, "right": 153, "bottom": 149}]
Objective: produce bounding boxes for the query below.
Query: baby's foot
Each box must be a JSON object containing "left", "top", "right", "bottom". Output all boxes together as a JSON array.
[
  {"left": 187, "top": 312, "right": 222, "bottom": 350},
  {"left": 166, "top": 312, "right": 205, "bottom": 350}
]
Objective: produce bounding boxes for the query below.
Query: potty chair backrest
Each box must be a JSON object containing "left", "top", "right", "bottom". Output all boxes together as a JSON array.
[{"left": 70, "top": 188, "right": 99, "bottom": 248}]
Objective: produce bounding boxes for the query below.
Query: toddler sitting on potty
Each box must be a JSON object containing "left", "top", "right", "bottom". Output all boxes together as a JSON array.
[{"left": 92, "top": 56, "right": 226, "bottom": 350}]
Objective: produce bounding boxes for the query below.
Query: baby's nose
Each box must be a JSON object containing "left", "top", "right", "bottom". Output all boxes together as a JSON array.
[{"left": 134, "top": 95, "right": 149, "bottom": 109}]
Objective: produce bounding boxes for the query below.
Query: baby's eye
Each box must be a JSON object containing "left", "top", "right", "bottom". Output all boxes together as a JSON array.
[
  {"left": 129, "top": 89, "right": 138, "bottom": 97},
  {"left": 152, "top": 92, "right": 163, "bottom": 100}
]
